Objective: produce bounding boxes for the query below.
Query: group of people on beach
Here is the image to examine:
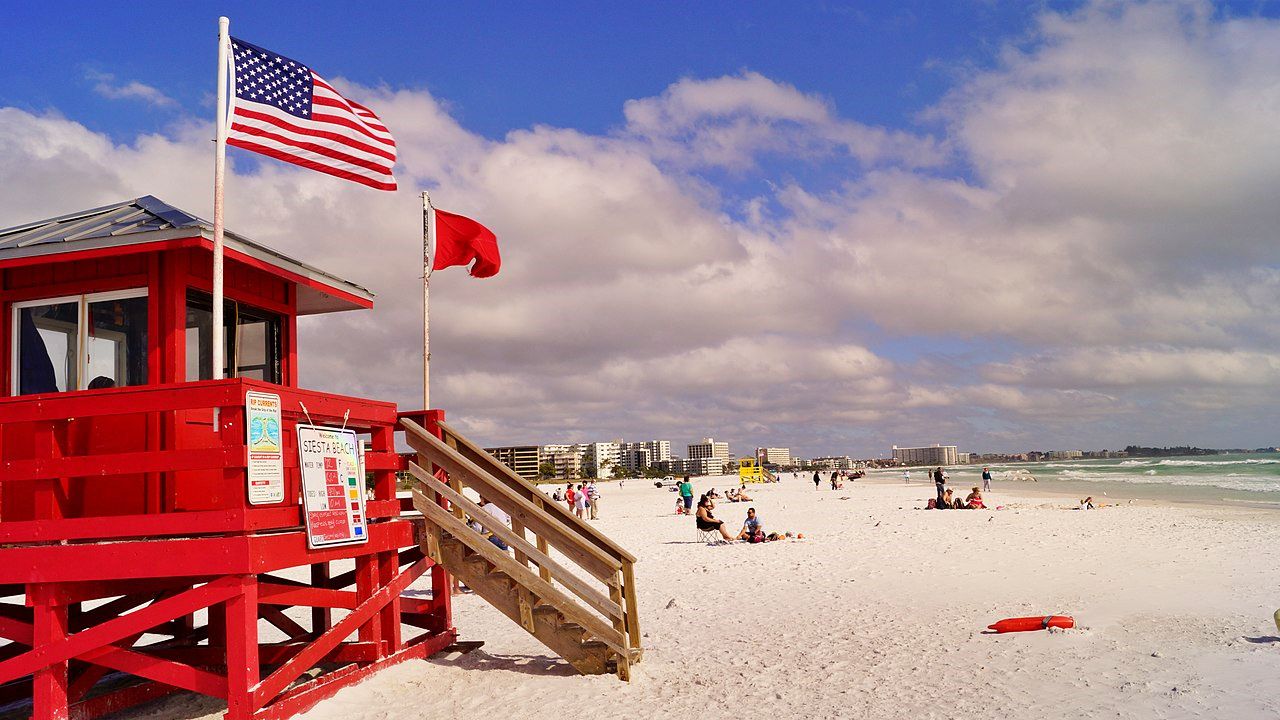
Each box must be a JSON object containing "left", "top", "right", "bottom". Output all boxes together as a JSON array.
[
  {"left": 928, "top": 466, "right": 991, "bottom": 509},
  {"left": 552, "top": 481, "right": 601, "bottom": 520},
  {"left": 811, "top": 470, "right": 861, "bottom": 490},
  {"left": 695, "top": 494, "right": 791, "bottom": 543}
]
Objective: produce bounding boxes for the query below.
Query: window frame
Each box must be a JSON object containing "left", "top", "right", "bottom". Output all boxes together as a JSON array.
[
  {"left": 10, "top": 288, "right": 148, "bottom": 395},
  {"left": 184, "top": 289, "right": 283, "bottom": 384}
]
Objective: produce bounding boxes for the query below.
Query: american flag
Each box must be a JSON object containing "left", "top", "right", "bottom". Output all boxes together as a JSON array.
[{"left": 228, "top": 37, "right": 397, "bottom": 191}]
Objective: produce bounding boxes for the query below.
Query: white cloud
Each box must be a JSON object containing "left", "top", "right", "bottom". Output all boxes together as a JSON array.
[
  {"left": 622, "top": 71, "right": 946, "bottom": 170},
  {"left": 86, "top": 70, "right": 177, "bottom": 108},
  {"left": 3, "top": 0, "right": 1279, "bottom": 455}
]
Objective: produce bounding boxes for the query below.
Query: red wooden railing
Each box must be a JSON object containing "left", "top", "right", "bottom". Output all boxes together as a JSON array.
[
  {"left": 0, "top": 378, "right": 403, "bottom": 542},
  {"left": 0, "top": 379, "right": 457, "bottom": 720}
]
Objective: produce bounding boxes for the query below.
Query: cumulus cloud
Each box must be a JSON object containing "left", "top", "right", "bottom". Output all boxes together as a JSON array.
[
  {"left": 2, "top": 0, "right": 1279, "bottom": 455},
  {"left": 86, "top": 70, "right": 177, "bottom": 108},
  {"left": 622, "top": 71, "right": 946, "bottom": 170}
]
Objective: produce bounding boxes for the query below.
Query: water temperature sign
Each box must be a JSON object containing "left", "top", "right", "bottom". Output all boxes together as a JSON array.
[{"left": 297, "top": 424, "right": 368, "bottom": 548}]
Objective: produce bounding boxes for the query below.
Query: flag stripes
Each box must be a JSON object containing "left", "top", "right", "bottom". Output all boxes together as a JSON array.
[{"left": 228, "top": 37, "right": 397, "bottom": 191}]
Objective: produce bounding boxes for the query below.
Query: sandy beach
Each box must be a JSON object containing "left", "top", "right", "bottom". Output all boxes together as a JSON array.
[{"left": 114, "top": 474, "right": 1280, "bottom": 720}]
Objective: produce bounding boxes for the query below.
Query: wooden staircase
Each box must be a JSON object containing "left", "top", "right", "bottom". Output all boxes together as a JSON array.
[{"left": 402, "top": 418, "right": 641, "bottom": 680}]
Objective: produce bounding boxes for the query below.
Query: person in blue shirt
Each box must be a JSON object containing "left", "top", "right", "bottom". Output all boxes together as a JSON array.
[{"left": 735, "top": 507, "right": 765, "bottom": 541}]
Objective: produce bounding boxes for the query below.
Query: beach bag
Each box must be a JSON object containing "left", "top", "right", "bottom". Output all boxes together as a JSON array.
[{"left": 749, "top": 530, "right": 766, "bottom": 543}]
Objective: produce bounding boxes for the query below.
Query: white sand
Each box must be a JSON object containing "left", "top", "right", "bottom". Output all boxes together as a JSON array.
[{"left": 124, "top": 476, "right": 1280, "bottom": 720}]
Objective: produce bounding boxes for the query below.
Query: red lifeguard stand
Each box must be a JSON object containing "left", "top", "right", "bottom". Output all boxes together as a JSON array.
[{"left": 0, "top": 196, "right": 458, "bottom": 720}]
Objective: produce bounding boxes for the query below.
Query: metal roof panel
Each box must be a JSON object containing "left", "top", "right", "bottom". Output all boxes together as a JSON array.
[{"left": 0, "top": 196, "right": 374, "bottom": 313}]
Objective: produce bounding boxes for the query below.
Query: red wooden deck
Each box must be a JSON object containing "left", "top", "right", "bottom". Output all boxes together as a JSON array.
[{"left": 0, "top": 379, "right": 455, "bottom": 720}]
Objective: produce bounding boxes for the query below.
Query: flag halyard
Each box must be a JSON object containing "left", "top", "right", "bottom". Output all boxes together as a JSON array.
[{"left": 228, "top": 37, "right": 397, "bottom": 191}]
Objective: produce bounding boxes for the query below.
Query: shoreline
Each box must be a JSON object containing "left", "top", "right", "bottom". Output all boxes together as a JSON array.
[{"left": 852, "top": 468, "right": 1280, "bottom": 515}]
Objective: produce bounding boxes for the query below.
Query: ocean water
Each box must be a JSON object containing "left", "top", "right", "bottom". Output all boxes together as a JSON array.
[{"left": 887, "top": 453, "right": 1280, "bottom": 507}]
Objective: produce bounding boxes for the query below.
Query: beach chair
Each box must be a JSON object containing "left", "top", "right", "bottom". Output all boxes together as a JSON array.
[{"left": 695, "top": 523, "right": 720, "bottom": 544}]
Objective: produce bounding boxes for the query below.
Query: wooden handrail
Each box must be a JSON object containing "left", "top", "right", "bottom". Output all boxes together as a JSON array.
[
  {"left": 436, "top": 420, "right": 637, "bottom": 564},
  {"left": 410, "top": 490, "right": 628, "bottom": 657},
  {"left": 401, "top": 416, "right": 641, "bottom": 667},
  {"left": 401, "top": 419, "right": 622, "bottom": 583},
  {"left": 408, "top": 465, "right": 622, "bottom": 622}
]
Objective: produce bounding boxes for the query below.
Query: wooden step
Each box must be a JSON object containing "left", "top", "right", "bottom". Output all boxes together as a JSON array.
[
  {"left": 485, "top": 568, "right": 516, "bottom": 590},
  {"left": 413, "top": 493, "right": 635, "bottom": 679},
  {"left": 402, "top": 419, "right": 641, "bottom": 680}
]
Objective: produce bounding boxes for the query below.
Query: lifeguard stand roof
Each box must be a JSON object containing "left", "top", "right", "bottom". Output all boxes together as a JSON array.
[{"left": 0, "top": 195, "right": 374, "bottom": 314}]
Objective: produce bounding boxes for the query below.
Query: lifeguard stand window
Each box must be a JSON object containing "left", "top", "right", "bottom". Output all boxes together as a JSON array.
[
  {"left": 13, "top": 291, "right": 148, "bottom": 395},
  {"left": 185, "top": 290, "right": 282, "bottom": 383}
]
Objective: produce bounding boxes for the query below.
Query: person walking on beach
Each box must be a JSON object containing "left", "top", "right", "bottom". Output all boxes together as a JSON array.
[
  {"left": 903, "top": 469, "right": 910, "bottom": 484},
  {"left": 933, "top": 467, "right": 946, "bottom": 508},
  {"left": 813, "top": 471, "right": 821, "bottom": 490},
  {"left": 564, "top": 483, "right": 576, "bottom": 513},
  {"left": 981, "top": 467, "right": 992, "bottom": 492},
  {"left": 574, "top": 484, "right": 588, "bottom": 519}
]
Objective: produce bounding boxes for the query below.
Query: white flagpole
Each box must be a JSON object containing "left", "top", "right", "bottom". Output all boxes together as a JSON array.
[
  {"left": 212, "top": 16, "right": 230, "bottom": 382},
  {"left": 421, "top": 191, "right": 436, "bottom": 412}
]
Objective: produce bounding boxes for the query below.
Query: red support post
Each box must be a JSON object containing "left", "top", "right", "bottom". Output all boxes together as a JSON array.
[
  {"left": 370, "top": 425, "right": 401, "bottom": 653},
  {"left": 354, "top": 557, "right": 382, "bottom": 651},
  {"left": 224, "top": 575, "right": 259, "bottom": 720},
  {"left": 31, "top": 585, "right": 69, "bottom": 720},
  {"left": 309, "top": 563, "right": 331, "bottom": 636},
  {"left": 422, "top": 410, "right": 453, "bottom": 633}
]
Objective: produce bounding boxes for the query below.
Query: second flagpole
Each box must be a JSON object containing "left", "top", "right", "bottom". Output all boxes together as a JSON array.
[{"left": 422, "top": 191, "right": 436, "bottom": 412}]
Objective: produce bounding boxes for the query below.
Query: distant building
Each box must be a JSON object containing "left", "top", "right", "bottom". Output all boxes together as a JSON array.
[
  {"left": 761, "top": 447, "right": 792, "bottom": 465},
  {"left": 892, "top": 444, "right": 959, "bottom": 466},
  {"left": 690, "top": 457, "right": 725, "bottom": 476},
  {"left": 654, "top": 458, "right": 690, "bottom": 475},
  {"left": 957, "top": 452, "right": 971, "bottom": 464},
  {"left": 654, "top": 456, "right": 724, "bottom": 476},
  {"left": 688, "top": 438, "right": 729, "bottom": 467},
  {"left": 618, "top": 440, "right": 671, "bottom": 471},
  {"left": 484, "top": 445, "right": 541, "bottom": 482},
  {"left": 584, "top": 441, "right": 622, "bottom": 478},
  {"left": 540, "top": 444, "right": 585, "bottom": 480},
  {"left": 811, "top": 455, "right": 854, "bottom": 470},
  {"left": 1048, "top": 450, "right": 1084, "bottom": 460}
]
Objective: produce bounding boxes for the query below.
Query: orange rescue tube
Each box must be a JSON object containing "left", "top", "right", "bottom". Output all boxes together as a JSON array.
[{"left": 988, "top": 615, "right": 1074, "bottom": 633}]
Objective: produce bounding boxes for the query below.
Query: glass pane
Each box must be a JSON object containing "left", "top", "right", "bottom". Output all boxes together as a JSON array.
[
  {"left": 85, "top": 296, "right": 148, "bottom": 389},
  {"left": 17, "top": 301, "right": 78, "bottom": 395},
  {"left": 238, "top": 321, "right": 267, "bottom": 366},
  {"left": 184, "top": 296, "right": 230, "bottom": 381}
]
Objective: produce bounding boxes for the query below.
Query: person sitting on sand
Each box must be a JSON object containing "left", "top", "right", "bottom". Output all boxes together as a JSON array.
[
  {"left": 736, "top": 485, "right": 753, "bottom": 502},
  {"left": 965, "top": 487, "right": 985, "bottom": 510},
  {"left": 707, "top": 487, "right": 721, "bottom": 499},
  {"left": 941, "top": 488, "right": 955, "bottom": 509},
  {"left": 735, "top": 507, "right": 765, "bottom": 541},
  {"left": 1080, "top": 496, "right": 1095, "bottom": 510},
  {"left": 696, "top": 494, "right": 734, "bottom": 541}
]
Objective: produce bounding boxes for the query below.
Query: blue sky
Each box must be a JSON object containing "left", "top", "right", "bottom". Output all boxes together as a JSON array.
[
  {"left": 2, "top": 2, "right": 1071, "bottom": 140},
  {"left": 3, "top": 1, "right": 1280, "bottom": 456}
]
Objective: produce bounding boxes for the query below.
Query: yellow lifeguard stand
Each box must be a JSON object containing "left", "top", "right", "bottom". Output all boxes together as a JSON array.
[{"left": 738, "top": 458, "right": 767, "bottom": 483}]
